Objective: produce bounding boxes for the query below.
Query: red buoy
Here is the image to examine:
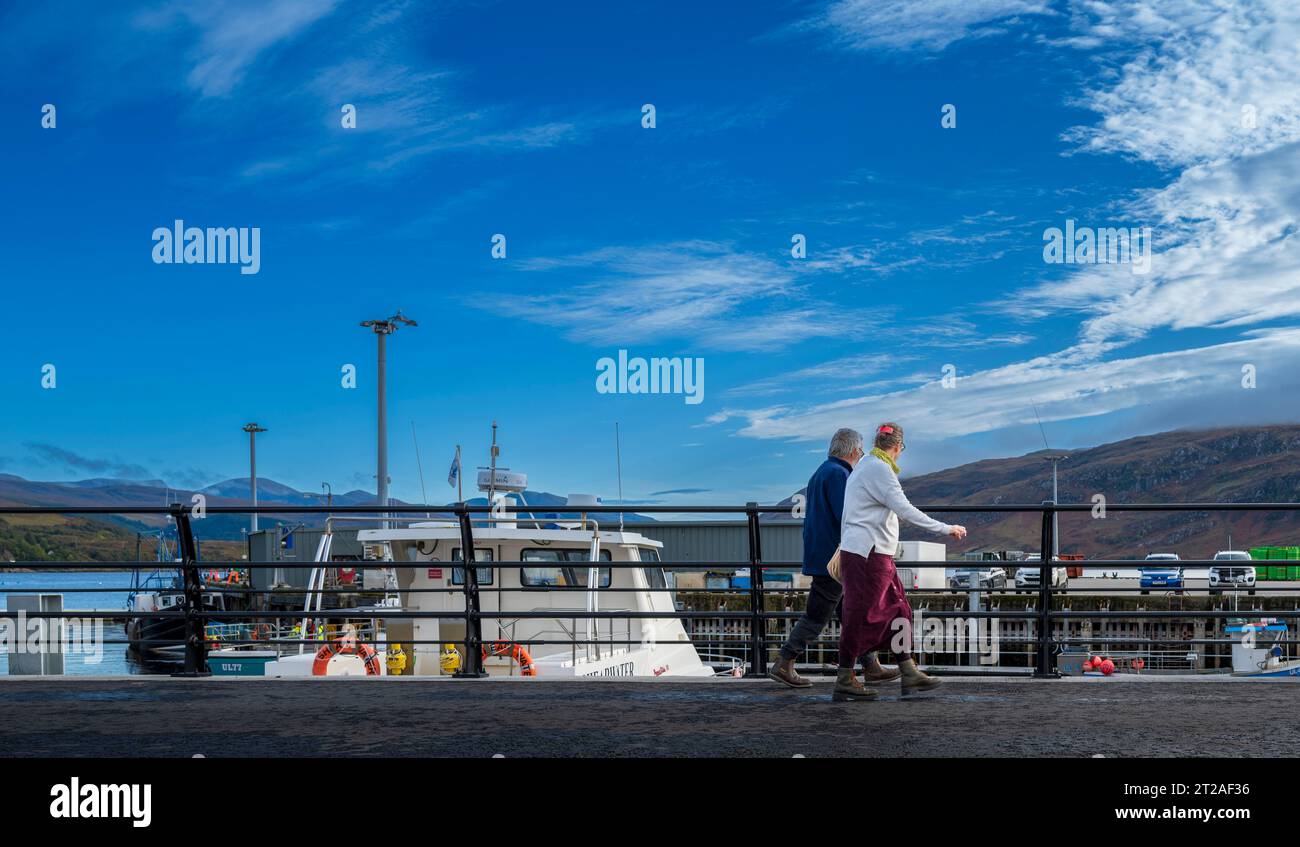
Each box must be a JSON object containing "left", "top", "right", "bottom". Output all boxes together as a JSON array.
[{"left": 1100, "top": 659, "right": 1115, "bottom": 675}]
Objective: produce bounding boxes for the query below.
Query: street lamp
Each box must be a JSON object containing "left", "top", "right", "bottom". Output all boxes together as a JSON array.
[
  {"left": 242, "top": 423, "right": 267, "bottom": 533},
  {"left": 360, "top": 311, "right": 417, "bottom": 528},
  {"left": 1043, "top": 453, "right": 1069, "bottom": 558},
  {"left": 321, "top": 482, "right": 332, "bottom": 508}
]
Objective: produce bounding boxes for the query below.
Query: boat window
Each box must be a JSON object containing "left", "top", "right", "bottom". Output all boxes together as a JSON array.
[
  {"left": 520, "top": 548, "right": 612, "bottom": 588},
  {"left": 451, "top": 548, "right": 494, "bottom": 586},
  {"left": 636, "top": 548, "right": 668, "bottom": 590}
]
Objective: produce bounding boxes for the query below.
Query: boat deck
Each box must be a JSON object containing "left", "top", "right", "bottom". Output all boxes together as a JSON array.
[{"left": 1, "top": 675, "right": 1296, "bottom": 757}]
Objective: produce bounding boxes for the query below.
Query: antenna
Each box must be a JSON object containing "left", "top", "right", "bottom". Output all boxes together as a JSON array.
[
  {"left": 1032, "top": 399, "right": 1068, "bottom": 559},
  {"left": 1031, "top": 399, "right": 1051, "bottom": 450},
  {"left": 614, "top": 422, "right": 625, "bottom": 532},
  {"left": 411, "top": 421, "right": 429, "bottom": 517}
]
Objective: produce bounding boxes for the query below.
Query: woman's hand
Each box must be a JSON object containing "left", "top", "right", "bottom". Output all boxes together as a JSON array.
[{"left": 948, "top": 525, "right": 968, "bottom": 540}]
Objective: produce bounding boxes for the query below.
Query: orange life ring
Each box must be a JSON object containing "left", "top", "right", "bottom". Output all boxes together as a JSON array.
[
  {"left": 481, "top": 641, "right": 537, "bottom": 676},
  {"left": 312, "top": 640, "right": 382, "bottom": 676}
]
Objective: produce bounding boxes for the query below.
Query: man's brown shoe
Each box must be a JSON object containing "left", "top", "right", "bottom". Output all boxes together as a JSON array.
[{"left": 769, "top": 656, "right": 812, "bottom": 688}]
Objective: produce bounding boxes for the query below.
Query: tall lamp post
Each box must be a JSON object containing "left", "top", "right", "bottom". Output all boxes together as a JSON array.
[
  {"left": 360, "top": 311, "right": 417, "bottom": 528},
  {"left": 1044, "top": 453, "right": 1069, "bottom": 558},
  {"left": 242, "top": 423, "right": 267, "bottom": 533}
]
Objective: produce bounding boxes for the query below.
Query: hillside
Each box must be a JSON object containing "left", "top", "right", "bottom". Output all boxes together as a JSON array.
[
  {"left": 0, "top": 514, "right": 244, "bottom": 567},
  {"left": 780, "top": 426, "right": 1300, "bottom": 559},
  {"left": 0, "top": 472, "right": 630, "bottom": 565}
]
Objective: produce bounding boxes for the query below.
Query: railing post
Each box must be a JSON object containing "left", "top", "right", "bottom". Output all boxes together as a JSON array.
[
  {"left": 171, "top": 503, "right": 210, "bottom": 677},
  {"left": 745, "top": 502, "right": 768, "bottom": 677},
  {"left": 454, "top": 503, "right": 488, "bottom": 678},
  {"left": 1034, "top": 499, "right": 1059, "bottom": 678}
]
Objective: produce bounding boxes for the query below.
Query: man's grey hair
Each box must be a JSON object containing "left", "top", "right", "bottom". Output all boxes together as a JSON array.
[{"left": 828, "top": 428, "right": 863, "bottom": 459}]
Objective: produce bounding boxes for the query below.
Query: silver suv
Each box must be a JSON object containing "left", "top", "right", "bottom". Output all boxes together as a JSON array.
[
  {"left": 947, "top": 567, "right": 1007, "bottom": 591},
  {"left": 1015, "top": 554, "right": 1068, "bottom": 591}
]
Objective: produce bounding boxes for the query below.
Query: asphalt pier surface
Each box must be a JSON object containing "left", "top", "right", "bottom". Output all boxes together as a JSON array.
[{"left": 0, "top": 675, "right": 1294, "bottom": 757}]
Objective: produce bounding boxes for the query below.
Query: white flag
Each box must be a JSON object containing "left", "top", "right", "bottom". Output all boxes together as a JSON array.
[{"left": 447, "top": 449, "right": 460, "bottom": 488}]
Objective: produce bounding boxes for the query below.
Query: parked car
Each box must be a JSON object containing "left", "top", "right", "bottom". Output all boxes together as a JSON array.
[
  {"left": 947, "top": 567, "right": 1007, "bottom": 592},
  {"left": 1140, "top": 552, "right": 1183, "bottom": 594},
  {"left": 1209, "top": 550, "right": 1255, "bottom": 595},
  {"left": 1015, "top": 554, "right": 1068, "bottom": 591}
]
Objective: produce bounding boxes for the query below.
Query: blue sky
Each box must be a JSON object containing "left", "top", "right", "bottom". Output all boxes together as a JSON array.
[{"left": 2, "top": 0, "right": 1299, "bottom": 506}]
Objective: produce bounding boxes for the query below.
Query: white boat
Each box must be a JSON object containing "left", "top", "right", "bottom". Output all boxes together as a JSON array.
[
  {"left": 1228, "top": 619, "right": 1300, "bottom": 677},
  {"left": 211, "top": 428, "right": 717, "bottom": 678},
  {"left": 349, "top": 509, "right": 713, "bottom": 678}
]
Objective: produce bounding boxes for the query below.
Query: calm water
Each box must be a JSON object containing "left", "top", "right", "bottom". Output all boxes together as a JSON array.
[{"left": 0, "top": 570, "right": 170, "bottom": 675}]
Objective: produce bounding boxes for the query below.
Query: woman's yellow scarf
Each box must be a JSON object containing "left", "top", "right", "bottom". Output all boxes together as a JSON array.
[{"left": 870, "top": 447, "right": 899, "bottom": 474}]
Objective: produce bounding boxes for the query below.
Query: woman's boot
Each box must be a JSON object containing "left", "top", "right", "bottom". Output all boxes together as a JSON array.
[
  {"left": 899, "top": 658, "right": 942, "bottom": 694},
  {"left": 833, "top": 667, "right": 879, "bottom": 702},
  {"left": 859, "top": 652, "right": 902, "bottom": 683}
]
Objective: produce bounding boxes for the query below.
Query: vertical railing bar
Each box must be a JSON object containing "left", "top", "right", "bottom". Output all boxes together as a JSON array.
[
  {"left": 1034, "top": 499, "right": 1059, "bottom": 678},
  {"left": 171, "top": 503, "right": 210, "bottom": 677},
  {"left": 455, "top": 502, "right": 488, "bottom": 677},
  {"left": 745, "top": 502, "right": 767, "bottom": 677}
]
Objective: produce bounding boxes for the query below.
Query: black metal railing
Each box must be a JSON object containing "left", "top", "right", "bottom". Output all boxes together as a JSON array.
[{"left": 2, "top": 500, "right": 1300, "bottom": 678}]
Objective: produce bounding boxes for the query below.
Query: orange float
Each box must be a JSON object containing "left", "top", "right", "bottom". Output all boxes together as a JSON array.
[
  {"left": 312, "top": 639, "right": 383, "bottom": 676},
  {"left": 481, "top": 641, "right": 537, "bottom": 676}
]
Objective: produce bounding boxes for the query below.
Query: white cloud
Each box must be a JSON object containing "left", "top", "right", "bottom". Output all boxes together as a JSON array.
[
  {"left": 1009, "top": 0, "right": 1300, "bottom": 355},
  {"left": 1062, "top": 0, "right": 1300, "bottom": 169},
  {"left": 140, "top": 0, "right": 342, "bottom": 97},
  {"left": 716, "top": 327, "right": 1300, "bottom": 444},
  {"left": 815, "top": 0, "right": 1052, "bottom": 52},
  {"left": 482, "top": 242, "right": 853, "bottom": 352}
]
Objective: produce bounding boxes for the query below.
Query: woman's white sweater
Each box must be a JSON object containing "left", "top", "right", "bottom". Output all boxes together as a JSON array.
[{"left": 840, "top": 455, "right": 952, "bottom": 558}]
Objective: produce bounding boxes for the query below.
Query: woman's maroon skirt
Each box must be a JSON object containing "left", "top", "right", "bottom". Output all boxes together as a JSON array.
[{"left": 839, "top": 548, "right": 912, "bottom": 660}]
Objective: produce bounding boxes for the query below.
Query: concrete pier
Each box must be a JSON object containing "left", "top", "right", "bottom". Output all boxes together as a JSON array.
[{"left": 0, "top": 675, "right": 1293, "bottom": 758}]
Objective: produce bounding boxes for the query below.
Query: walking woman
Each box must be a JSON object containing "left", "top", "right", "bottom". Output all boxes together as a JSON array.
[{"left": 835, "top": 423, "right": 967, "bottom": 701}]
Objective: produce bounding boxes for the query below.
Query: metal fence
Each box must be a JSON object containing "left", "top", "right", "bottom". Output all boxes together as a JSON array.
[{"left": 2, "top": 500, "right": 1300, "bottom": 678}]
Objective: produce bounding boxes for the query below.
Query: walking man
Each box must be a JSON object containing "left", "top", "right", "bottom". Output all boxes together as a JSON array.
[{"left": 769, "top": 428, "right": 902, "bottom": 688}]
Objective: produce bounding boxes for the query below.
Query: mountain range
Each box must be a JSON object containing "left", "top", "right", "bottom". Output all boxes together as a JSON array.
[
  {"left": 4, "top": 425, "right": 1300, "bottom": 562},
  {"left": 0, "top": 474, "right": 602, "bottom": 562},
  {"left": 777, "top": 425, "right": 1300, "bottom": 558}
]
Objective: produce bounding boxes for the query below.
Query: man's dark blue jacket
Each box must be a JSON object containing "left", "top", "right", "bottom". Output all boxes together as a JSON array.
[{"left": 801, "top": 456, "right": 852, "bottom": 576}]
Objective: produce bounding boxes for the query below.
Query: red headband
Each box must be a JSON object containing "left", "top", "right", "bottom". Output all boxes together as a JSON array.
[{"left": 878, "top": 426, "right": 894, "bottom": 434}]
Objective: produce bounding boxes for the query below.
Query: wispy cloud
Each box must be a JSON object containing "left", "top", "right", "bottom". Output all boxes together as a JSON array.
[
  {"left": 727, "top": 353, "right": 902, "bottom": 397},
  {"left": 137, "top": 0, "right": 342, "bottom": 97},
  {"left": 483, "top": 241, "right": 861, "bottom": 352},
  {"left": 712, "top": 327, "right": 1300, "bottom": 446},
  {"left": 1009, "top": 0, "right": 1300, "bottom": 357},
  {"left": 809, "top": 0, "right": 1053, "bottom": 52},
  {"left": 754, "top": 0, "right": 1300, "bottom": 453}
]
